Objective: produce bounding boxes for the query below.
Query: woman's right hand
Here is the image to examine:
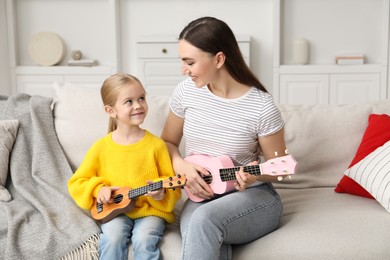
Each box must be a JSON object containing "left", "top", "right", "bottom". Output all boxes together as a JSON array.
[{"left": 179, "top": 160, "right": 214, "bottom": 200}]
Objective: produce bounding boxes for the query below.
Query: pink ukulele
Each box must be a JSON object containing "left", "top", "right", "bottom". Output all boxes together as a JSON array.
[{"left": 184, "top": 154, "right": 297, "bottom": 202}]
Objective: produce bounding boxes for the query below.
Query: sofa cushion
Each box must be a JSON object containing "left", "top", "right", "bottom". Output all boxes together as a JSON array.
[
  {"left": 0, "top": 119, "right": 19, "bottom": 201},
  {"left": 335, "top": 114, "right": 390, "bottom": 198},
  {"left": 232, "top": 188, "right": 390, "bottom": 259},
  {"left": 344, "top": 139, "right": 390, "bottom": 212},
  {"left": 275, "top": 103, "right": 374, "bottom": 189}
]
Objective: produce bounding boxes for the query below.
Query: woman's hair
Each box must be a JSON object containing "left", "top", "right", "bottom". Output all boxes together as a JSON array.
[
  {"left": 179, "top": 16, "right": 268, "bottom": 93},
  {"left": 100, "top": 73, "right": 144, "bottom": 133}
]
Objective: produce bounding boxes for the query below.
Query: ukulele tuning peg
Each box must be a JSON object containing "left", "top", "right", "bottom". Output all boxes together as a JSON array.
[
  {"left": 285, "top": 149, "right": 289, "bottom": 154},
  {"left": 277, "top": 176, "right": 283, "bottom": 181},
  {"left": 177, "top": 174, "right": 182, "bottom": 178},
  {"left": 288, "top": 175, "right": 292, "bottom": 179},
  {"left": 274, "top": 151, "right": 278, "bottom": 157}
]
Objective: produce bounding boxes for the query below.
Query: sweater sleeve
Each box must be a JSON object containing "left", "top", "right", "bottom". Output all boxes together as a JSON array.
[
  {"left": 147, "top": 139, "right": 182, "bottom": 213},
  {"left": 68, "top": 140, "right": 110, "bottom": 210}
]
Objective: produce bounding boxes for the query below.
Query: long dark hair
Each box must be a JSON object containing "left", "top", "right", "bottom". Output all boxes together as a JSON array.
[{"left": 179, "top": 16, "right": 268, "bottom": 93}]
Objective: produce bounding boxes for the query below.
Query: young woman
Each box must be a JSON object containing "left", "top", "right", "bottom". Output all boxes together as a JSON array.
[
  {"left": 161, "top": 17, "right": 287, "bottom": 260},
  {"left": 68, "top": 73, "right": 181, "bottom": 260}
]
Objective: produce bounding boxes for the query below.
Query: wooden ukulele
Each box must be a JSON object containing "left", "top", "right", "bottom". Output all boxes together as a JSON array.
[
  {"left": 184, "top": 154, "right": 297, "bottom": 202},
  {"left": 91, "top": 175, "right": 187, "bottom": 223}
]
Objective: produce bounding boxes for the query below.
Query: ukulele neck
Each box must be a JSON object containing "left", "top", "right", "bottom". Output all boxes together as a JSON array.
[{"left": 128, "top": 181, "right": 163, "bottom": 199}]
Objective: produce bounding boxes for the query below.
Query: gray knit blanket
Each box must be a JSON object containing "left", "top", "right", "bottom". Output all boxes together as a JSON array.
[{"left": 0, "top": 94, "right": 101, "bottom": 260}]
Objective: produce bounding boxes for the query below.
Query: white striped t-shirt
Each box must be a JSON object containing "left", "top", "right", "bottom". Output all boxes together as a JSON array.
[{"left": 169, "top": 78, "right": 284, "bottom": 166}]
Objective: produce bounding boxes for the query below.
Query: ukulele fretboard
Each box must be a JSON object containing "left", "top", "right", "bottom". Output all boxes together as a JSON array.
[
  {"left": 128, "top": 181, "right": 163, "bottom": 199},
  {"left": 219, "top": 165, "right": 262, "bottom": 181}
]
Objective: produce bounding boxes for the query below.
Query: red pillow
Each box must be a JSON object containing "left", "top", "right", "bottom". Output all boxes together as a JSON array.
[{"left": 335, "top": 114, "right": 390, "bottom": 198}]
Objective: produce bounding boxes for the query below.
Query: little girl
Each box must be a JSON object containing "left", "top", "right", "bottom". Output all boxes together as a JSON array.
[{"left": 68, "top": 73, "right": 181, "bottom": 260}]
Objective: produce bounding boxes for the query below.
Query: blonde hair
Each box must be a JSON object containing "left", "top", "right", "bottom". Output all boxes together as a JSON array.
[{"left": 100, "top": 73, "right": 144, "bottom": 133}]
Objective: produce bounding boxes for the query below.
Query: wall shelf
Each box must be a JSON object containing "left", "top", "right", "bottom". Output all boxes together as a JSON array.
[{"left": 6, "top": 0, "right": 121, "bottom": 97}]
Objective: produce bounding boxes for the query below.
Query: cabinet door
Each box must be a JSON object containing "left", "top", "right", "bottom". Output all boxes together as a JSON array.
[
  {"left": 138, "top": 59, "right": 186, "bottom": 96},
  {"left": 329, "top": 74, "right": 381, "bottom": 105},
  {"left": 280, "top": 74, "right": 329, "bottom": 105},
  {"left": 16, "top": 75, "right": 63, "bottom": 97}
]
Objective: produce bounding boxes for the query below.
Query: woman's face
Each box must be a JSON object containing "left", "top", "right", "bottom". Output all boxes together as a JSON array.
[{"left": 178, "top": 39, "right": 218, "bottom": 87}]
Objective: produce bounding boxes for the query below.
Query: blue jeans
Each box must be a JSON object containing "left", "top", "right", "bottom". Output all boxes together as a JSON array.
[
  {"left": 180, "top": 183, "right": 283, "bottom": 260},
  {"left": 99, "top": 215, "right": 165, "bottom": 260}
]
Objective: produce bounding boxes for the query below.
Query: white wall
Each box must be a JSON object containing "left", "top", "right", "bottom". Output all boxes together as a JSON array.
[
  {"left": 0, "top": 0, "right": 275, "bottom": 96},
  {"left": 0, "top": 0, "right": 11, "bottom": 95},
  {"left": 121, "top": 0, "right": 275, "bottom": 91}
]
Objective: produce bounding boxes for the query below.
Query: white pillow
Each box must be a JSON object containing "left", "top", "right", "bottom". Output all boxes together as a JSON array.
[
  {"left": 53, "top": 81, "right": 108, "bottom": 171},
  {"left": 53, "top": 81, "right": 180, "bottom": 171},
  {"left": 344, "top": 140, "right": 390, "bottom": 212},
  {"left": 0, "top": 119, "right": 19, "bottom": 202}
]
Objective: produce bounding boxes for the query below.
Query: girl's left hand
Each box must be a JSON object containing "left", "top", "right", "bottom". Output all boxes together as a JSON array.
[
  {"left": 146, "top": 180, "right": 165, "bottom": 201},
  {"left": 234, "top": 161, "right": 258, "bottom": 191}
]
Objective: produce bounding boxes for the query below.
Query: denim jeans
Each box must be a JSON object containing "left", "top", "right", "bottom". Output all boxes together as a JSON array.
[
  {"left": 99, "top": 215, "right": 165, "bottom": 260},
  {"left": 180, "top": 183, "right": 283, "bottom": 260}
]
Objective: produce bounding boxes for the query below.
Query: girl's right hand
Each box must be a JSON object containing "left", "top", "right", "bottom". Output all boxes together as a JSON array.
[
  {"left": 97, "top": 186, "right": 120, "bottom": 204},
  {"left": 180, "top": 160, "right": 214, "bottom": 200}
]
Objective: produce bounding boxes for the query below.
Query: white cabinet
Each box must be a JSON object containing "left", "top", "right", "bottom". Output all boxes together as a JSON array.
[
  {"left": 6, "top": 0, "right": 120, "bottom": 97},
  {"left": 14, "top": 66, "right": 115, "bottom": 97},
  {"left": 15, "top": 67, "right": 114, "bottom": 97},
  {"left": 329, "top": 73, "right": 381, "bottom": 105},
  {"left": 16, "top": 75, "right": 61, "bottom": 98},
  {"left": 136, "top": 35, "right": 251, "bottom": 96},
  {"left": 273, "top": 0, "right": 389, "bottom": 105},
  {"left": 280, "top": 74, "right": 329, "bottom": 105},
  {"left": 278, "top": 65, "right": 385, "bottom": 105},
  {"left": 136, "top": 39, "right": 185, "bottom": 96}
]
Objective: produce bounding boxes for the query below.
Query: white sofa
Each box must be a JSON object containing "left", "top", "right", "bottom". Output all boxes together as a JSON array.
[{"left": 53, "top": 82, "right": 390, "bottom": 259}]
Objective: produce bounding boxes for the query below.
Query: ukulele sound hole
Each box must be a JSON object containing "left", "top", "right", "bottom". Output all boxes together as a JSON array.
[{"left": 114, "top": 194, "right": 123, "bottom": 204}]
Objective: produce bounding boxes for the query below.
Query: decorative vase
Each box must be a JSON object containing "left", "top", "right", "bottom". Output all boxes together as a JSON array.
[{"left": 293, "top": 38, "right": 309, "bottom": 65}]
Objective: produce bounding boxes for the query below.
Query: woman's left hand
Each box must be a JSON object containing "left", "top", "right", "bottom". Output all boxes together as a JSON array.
[{"left": 234, "top": 161, "right": 258, "bottom": 191}]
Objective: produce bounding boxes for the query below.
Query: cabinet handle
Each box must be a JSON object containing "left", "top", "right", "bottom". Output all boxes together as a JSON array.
[{"left": 162, "top": 48, "right": 167, "bottom": 54}]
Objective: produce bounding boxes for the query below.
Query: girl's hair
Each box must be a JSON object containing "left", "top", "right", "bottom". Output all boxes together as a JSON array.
[
  {"left": 179, "top": 16, "right": 268, "bottom": 93},
  {"left": 100, "top": 73, "right": 144, "bottom": 133}
]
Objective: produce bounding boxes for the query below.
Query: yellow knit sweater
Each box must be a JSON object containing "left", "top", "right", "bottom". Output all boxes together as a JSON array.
[{"left": 68, "top": 130, "right": 181, "bottom": 224}]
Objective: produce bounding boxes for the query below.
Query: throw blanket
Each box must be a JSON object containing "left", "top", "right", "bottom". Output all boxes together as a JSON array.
[{"left": 0, "top": 94, "right": 101, "bottom": 259}]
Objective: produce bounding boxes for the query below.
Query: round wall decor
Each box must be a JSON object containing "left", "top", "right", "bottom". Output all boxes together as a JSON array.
[{"left": 28, "top": 32, "right": 66, "bottom": 66}]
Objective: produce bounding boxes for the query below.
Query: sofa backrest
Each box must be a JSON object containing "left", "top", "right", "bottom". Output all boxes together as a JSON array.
[
  {"left": 53, "top": 81, "right": 390, "bottom": 189},
  {"left": 274, "top": 101, "right": 390, "bottom": 189}
]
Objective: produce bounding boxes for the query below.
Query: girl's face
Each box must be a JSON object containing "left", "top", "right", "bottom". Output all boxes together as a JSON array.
[
  {"left": 109, "top": 83, "right": 148, "bottom": 127},
  {"left": 179, "top": 39, "right": 219, "bottom": 87}
]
